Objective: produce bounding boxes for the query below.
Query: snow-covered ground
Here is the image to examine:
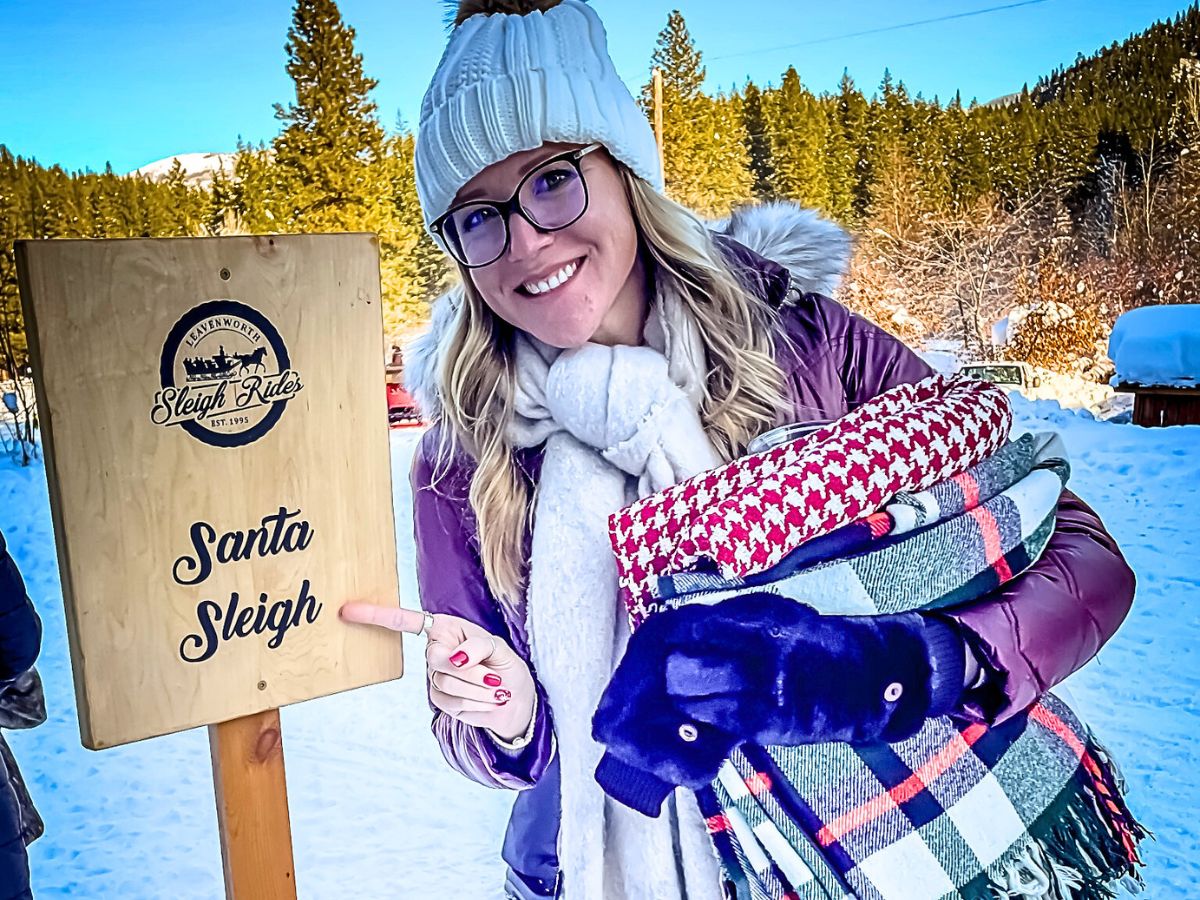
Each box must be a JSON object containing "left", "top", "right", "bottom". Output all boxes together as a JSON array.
[{"left": 2, "top": 401, "right": 1198, "bottom": 898}]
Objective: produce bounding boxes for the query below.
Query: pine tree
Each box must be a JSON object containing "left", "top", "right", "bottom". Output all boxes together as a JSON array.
[
  {"left": 702, "top": 91, "right": 755, "bottom": 214},
  {"left": 740, "top": 81, "right": 776, "bottom": 199},
  {"left": 908, "top": 95, "right": 952, "bottom": 216},
  {"left": 161, "top": 160, "right": 209, "bottom": 237},
  {"left": 768, "top": 67, "right": 829, "bottom": 212},
  {"left": 863, "top": 71, "right": 941, "bottom": 240},
  {"left": 821, "top": 83, "right": 857, "bottom": 224},
  {"left": 940, "top": 91, "right": 991, "bottom": 213},
  {"left": 261, "top": 0, "right": 442, "bottom": 335},
  {"left": 986, "top": 88, "right": 1041, "bottom": 200},
  {"left": 646, "top": 11, "right": 752, "bottom": 216},
  {"left": 223, "top": 138, "right": 286, "bottom": 234},
  {"left": 377, "top": 128, "right": 450, "bottom": 335},
  {"left": 270, "top": 0, "right": 390, "bottom": 233},
  {"left": 835, "top": 72, "right": 872, "bottom": 221}
]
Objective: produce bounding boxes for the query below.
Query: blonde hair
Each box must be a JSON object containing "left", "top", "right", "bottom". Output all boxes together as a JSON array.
[{"left": 434, "top": 168, "right": 789, "bottom": 603}]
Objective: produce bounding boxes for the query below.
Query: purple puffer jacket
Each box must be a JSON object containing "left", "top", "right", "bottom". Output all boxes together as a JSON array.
[{"left": 407, "top": 205, "right": 1135, "bottom": 891}]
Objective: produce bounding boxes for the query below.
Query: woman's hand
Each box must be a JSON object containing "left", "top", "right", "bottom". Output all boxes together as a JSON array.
[{"left": 339, "top": 602, "right": 536, "bottom": 742}]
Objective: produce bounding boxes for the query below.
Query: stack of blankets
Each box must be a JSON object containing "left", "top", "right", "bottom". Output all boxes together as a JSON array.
[{"left": 607, "top": 375, "right": 1146, "bottom": 900}]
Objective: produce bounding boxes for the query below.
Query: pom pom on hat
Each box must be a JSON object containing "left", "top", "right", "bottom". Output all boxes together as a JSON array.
[
  {"left": 447, "top": 0, "right": 567, "bottom": 28},
  {"left": 416, "top": 0, "right": 664, "bottom": 234}
]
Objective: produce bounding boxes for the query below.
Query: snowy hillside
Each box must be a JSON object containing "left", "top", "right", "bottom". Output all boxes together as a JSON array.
[
  {"left": 129, "top": 152, "right": 237, "bottom": 188},
  {"left": 2, "top": 400, "right": 1197, "bottom": 898}
]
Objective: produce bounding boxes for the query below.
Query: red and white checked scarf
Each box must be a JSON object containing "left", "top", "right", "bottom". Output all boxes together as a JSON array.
[{"left": 608, "top": 375, "right": 1013, "bottom": 627}]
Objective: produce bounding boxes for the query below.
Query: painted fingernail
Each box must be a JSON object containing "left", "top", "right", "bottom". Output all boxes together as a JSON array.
[
  {"left": 450, "top": 651, "right": 468, "bottom": 667},
  {"left": 483, "top": 673, "right": 502, "bottom": 687},
  {"left": 494, "top": 689, "right": 512, "bottom": 703}
]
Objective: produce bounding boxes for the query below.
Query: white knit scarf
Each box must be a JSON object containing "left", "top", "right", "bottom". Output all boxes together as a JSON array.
[{"left": 506, "top": 287, "right": 727, "bottom": 900}]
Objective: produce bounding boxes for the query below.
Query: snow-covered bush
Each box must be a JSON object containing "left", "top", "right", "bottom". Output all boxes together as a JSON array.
[{"left": 1006, "top": 252, "right": 1113, "bottom": 378}]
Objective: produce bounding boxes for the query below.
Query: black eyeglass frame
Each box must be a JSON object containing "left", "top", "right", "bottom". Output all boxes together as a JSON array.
[{"left": 430, "top": 142, "right": 605, "bottom": 269}]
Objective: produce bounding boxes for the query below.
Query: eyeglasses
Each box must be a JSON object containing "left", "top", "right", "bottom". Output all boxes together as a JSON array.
[{"left": 430, "top": 143, "right": 604, "bottom": 268}]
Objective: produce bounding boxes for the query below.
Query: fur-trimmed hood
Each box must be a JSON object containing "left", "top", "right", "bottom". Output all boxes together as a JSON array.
[{"left": 404, "top": 200, "right": 852, "bottom": 420}]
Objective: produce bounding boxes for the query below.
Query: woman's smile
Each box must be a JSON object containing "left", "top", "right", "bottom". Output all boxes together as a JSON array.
[{"left": 516, "top": 256, "right": 585, "bottom": 297}]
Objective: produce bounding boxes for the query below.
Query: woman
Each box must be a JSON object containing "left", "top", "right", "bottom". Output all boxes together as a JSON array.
[
  {"left": 0, "top": 529, "right": 45, "bottom": 900},
  {"left": 342, "top": 1, "right": 1135, "bottom": 898}
]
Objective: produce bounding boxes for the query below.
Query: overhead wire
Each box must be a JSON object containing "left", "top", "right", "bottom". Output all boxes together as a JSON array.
[{"left": 708, "top": 0, "right": 1053, "bottom": 61}]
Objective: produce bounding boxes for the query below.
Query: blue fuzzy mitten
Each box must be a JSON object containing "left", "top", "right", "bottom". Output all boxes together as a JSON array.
[{"left": 591, "top": 592, "right": 965, "bottom": 816}]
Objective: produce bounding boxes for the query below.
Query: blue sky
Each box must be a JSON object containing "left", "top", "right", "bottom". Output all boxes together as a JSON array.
[{"left": 1, "top": 0, "right": 1191, "bottom": 174}]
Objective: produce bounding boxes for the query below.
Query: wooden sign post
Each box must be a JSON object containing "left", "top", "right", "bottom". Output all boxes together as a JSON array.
[{"left": 15, "top": 234, "right": 404, "bottom": 898}]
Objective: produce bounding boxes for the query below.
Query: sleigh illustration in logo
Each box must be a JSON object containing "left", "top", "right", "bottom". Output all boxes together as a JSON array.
[{"left": 184, "top": 346, "right": 271, "bottom": 383}]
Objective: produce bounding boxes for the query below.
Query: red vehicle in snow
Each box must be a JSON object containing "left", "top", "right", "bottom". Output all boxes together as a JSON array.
[{"left": 386, "top": 347, "right": 422, "bottom": 428}]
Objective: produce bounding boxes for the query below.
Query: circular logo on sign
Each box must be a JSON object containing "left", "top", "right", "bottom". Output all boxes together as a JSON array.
[{"left": 152, "top": 300, "right": 304, "bottom": 447}]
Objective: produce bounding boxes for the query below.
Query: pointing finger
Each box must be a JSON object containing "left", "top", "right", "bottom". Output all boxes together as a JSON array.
[{"left": 339, "top": 602, "right": 428, "bottom": 635}]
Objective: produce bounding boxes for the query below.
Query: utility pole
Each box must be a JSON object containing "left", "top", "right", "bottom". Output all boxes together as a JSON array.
[{"left": 652, "top": 67, "right": 665, "bottom": 178}]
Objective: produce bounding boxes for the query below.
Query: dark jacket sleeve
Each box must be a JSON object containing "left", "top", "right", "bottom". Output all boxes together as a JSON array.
[
  {"left": 410, "top": 426, "right": 556, "bottom": 790},
  {"left": 799, "top": 295, "right": 1135, "bottom": 724},
  {"left": 0, "top": 531, "right": 41, "bottom": 682}
]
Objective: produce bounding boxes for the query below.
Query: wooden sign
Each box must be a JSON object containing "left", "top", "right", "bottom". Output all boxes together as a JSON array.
[{"left": 16, "top": 234, "right": 404, "bottom": 750}]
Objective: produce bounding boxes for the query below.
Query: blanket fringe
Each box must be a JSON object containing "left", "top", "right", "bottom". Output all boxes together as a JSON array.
[{"left": 966, "top": 735, "right": 1149, "bottom": 900}]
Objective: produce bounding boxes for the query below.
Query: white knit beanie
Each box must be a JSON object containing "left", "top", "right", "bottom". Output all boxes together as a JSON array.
[{"left": 415, "top": 0, "right": 664, "bottom": 233}]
